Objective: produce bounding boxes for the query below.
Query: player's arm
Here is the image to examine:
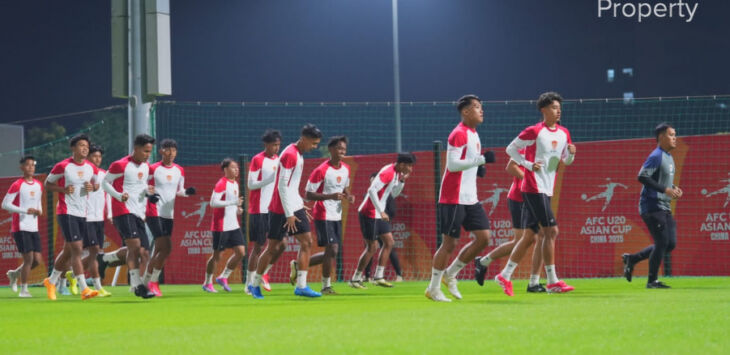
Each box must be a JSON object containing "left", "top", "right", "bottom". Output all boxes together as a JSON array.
[
  {"left": 367, "top": 176, "right": 388, "bottom": 217},
  {"left": 277, "top": 160, "right": 297, "bottom": 217},
  {"left": 505, "top": 160, "right": 524, "bottom": 179},
  {"left": 305, "top": 170, "right": 341, "bottom": 201},
  {"left": 561, "top": 139, "right": 576, "bottom": 166},
  {"left": 105, "top": 193, "right": 113, "bottom": 220},
  {"left": 102, "top": 169, "right": 125, "bottom": 201},
  {"left": 446, "top": 133, "right": 484, "bottom": 172},
  {"left": 1, "top": 187, "right": 26, "bottom": 214},
  {"left": 44, "top": 167, "right": 71, "bottom": 194},
  {"left": 506, "top": 137, "right": 535, "bottom": 171},
  {"left": 637, "top": 154, "right": 678, "bottom": 198},
  {"left": 175, "top": 175, "right": 196, "bottom": 197},
  {"left": 390, "top": 174, "right": 407, "bottom": 198},
  {"left": 247, "top": 167, "right": 275, "bottom": 191}
]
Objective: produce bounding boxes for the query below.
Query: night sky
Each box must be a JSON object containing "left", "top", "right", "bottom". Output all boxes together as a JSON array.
[{"left": 1, "top": 0, "right": 728, "bottom": 123}]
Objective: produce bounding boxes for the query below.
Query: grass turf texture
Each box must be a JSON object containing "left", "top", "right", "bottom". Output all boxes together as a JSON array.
[{"left": 1, "top": 277, "right": 728, "bottom": 354}]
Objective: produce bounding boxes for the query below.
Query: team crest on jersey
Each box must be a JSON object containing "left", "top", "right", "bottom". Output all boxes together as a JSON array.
[
  {"left": 166, "top": 175, "right": 173, "bottom": 181},
  {"left": 551, "top": 140, "right": 558, "bottom": 150},
  {"left": 77, "top": 171, "right": 84, "bottom": 179},
  {"left": 137, "top": 172, "right": 144, "bottom": 180},
  {"left": 30, "top": 191, "right": 35, "bottom": 197},
  {"left": 336, "top": 176, "right": 342, "bottom": 183}
]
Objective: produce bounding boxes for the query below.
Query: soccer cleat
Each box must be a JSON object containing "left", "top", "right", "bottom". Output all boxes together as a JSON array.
[
  {"left": 96, "top": 288, "right": 112, "bottom": 297},
  {"left": 646, "top": 280, "right": 671, "bottom": 289},
  {"left": 425, "top": 288, "right": 452, "bottom": 302},
  {"left": 59, "top": 281, "right": 71, "bottom": 296},
  {"left": 148, "top": 282, "right": 162, "bottom": 297},
  {"left": 244, "top": 285, "right": 252, "bottom": 295},
  {"left": 248, "top": 285, "right": 264, "bottom": 299},
  {"left": 97, "top": 253, "right": 108, "bottom": 279},
  {"left": 7, "top": 270, "right": 18, "bottom": 292},
  {"left": 348, "top": 279, "right": 367, "bottom": 289},
  {"left": 441, "top": 276, "right": 462, "bottom": 300},
  {"left": 18, "top": 290, "right": 32, "bottom": 298},
  {"left": 134, "top": 284, "right": 155, "bottom": 298},
  {"left": 294, "top": 285, "right": 322, "bottom": 298},
  {"left": 321, "top": 286, "right": 337, "bottom": 295},
  {"left": 546, "top": 280, "right": 575, "bottom": 294},
  {"left": 494, "top": 274, "right": 514, "bottom": 296},
  {"left": 474, "top": 257, "right": 488, "bottom": 286},
  {"left": 215, "top": 277, "right": 232, "bottom": 292},
  {"left": 80, "top": 287, "right": 99, "bottom": 300},
  {"left": 526, "top": 284, "right": 547, "bottom": 293},
  {"left": 43, "top": 278, "right": 56, "bottom": 301},
  {"left": 261, "top": 273, "right": 272, "bottom": 292},
  {"left": 622, "top": 253, "right": 635, "bottom": 282},
  {"left": 395, "top": 275, "right": 404, "bottom": 282},
  {"left": 289, "top": 260, "right": 298, "bottom": 286},
  {"left": 65, "top": 271, "right": 79, "bottom": 295},
  {"left": 374, "top": 278, "right": 393, "bottom": 288},
  {"left": 202, "top": 283, "right": 217, "bottom": 293}
]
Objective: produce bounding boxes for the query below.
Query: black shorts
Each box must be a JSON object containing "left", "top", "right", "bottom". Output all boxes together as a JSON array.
[
  {"left": 213, "top": 229, "right": 245, "bottom": 251},
  {"left": 359, "top": 213, "right": 392, "bottom": 241},
  {"left": 249, "top": 213, "right": 270, "bottom": 245},
  {"left": 147, "top": 217, "right": 174, "bottom": 238},
  {"left": 509, "top": 199, "right": 539, "bottom": 233},
  {"left": 13, "top": 231, "right": 41, "bottom": 253},
  {"left": 522, "top": 192, "right": 557, "bottom": 228},
  {"left": 84, "top": 221, "right": 105, "bottom": 248},
  {"left": 57, "top": 214, "right": 87, "bottom": 243},
  {"left": 438, "top": 203, "right": 490, "bottom": 239},
  {"left": 113, "top": 214, "right": 150, "bottom": 249},
  {"left": 268, "top": 209, "right": 311, "bottom": 241},
  {"left": 315, "top": 220, "right": 342, "bottom": 247}
]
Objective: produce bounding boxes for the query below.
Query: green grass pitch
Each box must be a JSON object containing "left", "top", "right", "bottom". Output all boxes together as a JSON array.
[{"left": 1, "top": 277, "right": 728, "bottom": 354}]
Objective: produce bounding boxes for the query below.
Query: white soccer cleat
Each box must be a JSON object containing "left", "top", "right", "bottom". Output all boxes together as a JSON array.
[
  {"left": 7, "top": 270, "right": 18, "bottom": 292},
  {"left": 425, "top": 288, "right": 452, "bottom": 302},
  {"left": 441, "top": 276, "right": 462, "bottom": 300},
  {"left": 18, "top": 290, "right": 32, "bottom": 298}
]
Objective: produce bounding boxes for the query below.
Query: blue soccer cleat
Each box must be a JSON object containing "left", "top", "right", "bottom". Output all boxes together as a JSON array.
[
  {"left": 294, "top": 286, "right": 322, "bottom": 298},
  {"left": 248, "top": 285, "right": 264, "bottom": 299}
]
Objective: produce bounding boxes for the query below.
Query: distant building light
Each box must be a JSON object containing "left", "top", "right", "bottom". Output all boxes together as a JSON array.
[
  {"left": 622, "top": 68, "right": 634, "bottom": 77},
  {"left": 607, "top": 69, "right": 615, "bottom": 83},
  {"left": 623, "top": 92, "right": 635, "bottom": 104}
]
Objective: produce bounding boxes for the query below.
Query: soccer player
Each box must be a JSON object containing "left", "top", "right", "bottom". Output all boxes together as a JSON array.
[
  {"left": 244, "top": 129, "right": 283, "bottom": 294},
  {"left": 474, "top": 157, "right": 546, "bottom": 293},
  {"left": 302, "top": 136, "right": 354, "bottom": 295},
  {"left": 3, "top": 156, "right": 43, "bottom": 298},
  {"left": 350, "top": 152, "right": 415, "bottom": 289},
  {"left": 42, "top": 134, "right": 99, "bottom": 300},
  {"left": 425, "top": 95, "right": 491, "bottom": 302},
  {"left": 102, "top": 134, "right": 156, "bottom": 299},
  {"left": 363, "top": 174, "right": 404, "bottom": 283},
  {"left": 143, "top": 139, "right": 196, "bottom": 296},
  {"left": 502, "top": 91, "right": 576, "bottom": 295},
  {"left": 202, "top": 158, "right": 246, "bottom": 293},
  {"left": 621, "top": 123, "right": 681, "bottom": 289},
  {"left": 82, "top": 144, "right": 113, "bottom": 297},
  {"left": 248, "top": 123, "right": 323, "bottom": 299}
]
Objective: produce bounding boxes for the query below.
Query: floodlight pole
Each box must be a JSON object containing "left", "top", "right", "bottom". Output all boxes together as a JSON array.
[
  {"left": 129, "top": 0, "right": 151, "bottom": 150},
  {"left": 392, "top": 0, "right": 402, "bottom": 153}
]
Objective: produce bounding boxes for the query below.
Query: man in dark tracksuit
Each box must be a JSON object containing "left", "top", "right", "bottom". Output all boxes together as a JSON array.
[{"left": 622, "top": 123, "right": 683, "bottom": 289}]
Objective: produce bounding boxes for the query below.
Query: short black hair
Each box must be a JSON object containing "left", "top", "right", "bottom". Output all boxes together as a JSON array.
[
  {"left": 457, "top": 95, "right": 480, "bottom": 112},
  {"left": 370, "top": 172, "right": 378, "bottom": 179},
  {"left": 537, "top": 91, "right": 563, "bottom": 110},
  {"left": 262, "top": 129, "right": 282, "bottom": 143},
  {"left": 327, "top": 135, "right": 348, "bottom": 148},
  {"left": 133, "top": 134, "right": 156, "bottom": 147},
  {"left": 89, "top": 144, "right": 104, "bottom": 155},
  {"left": 654, "top": 122, "right": 673, "bottom": 141},
  {"left": 301, "top": 124, "right": 323, "bottom": 139},
  {"left": 397, "top": 152, "right": 416, "bottom": 164},
  {"left": 69, "top": 134, "right": 90, "bottom": 147},
  {"left": 220, "top": 158, "right": 236, "bottom": 170},
  {"left": 19, "top": 155, "right": 35, "bottom": 164},
  {"left": 160, "top": 139, "right": 177, "bottom": 150}
]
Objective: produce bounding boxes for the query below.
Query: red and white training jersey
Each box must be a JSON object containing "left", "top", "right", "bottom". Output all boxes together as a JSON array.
[
  {"left": 358, "top": 163, "right": 404, "bottom": 219},
  {"left": 103, "top": 155, "right": 150, "bottom": 219},
  {"left": 506, "top": 149, "right": 527, "bottom": 202},
  {"left": 439, "top": 122, "right": 485, "bottom": 205},
  {"left": 2, "top": 178, "right": 43, "bottom": 232},
  {"left": 46, "top": 157, "right": 98, "bottom": 217},
  {"left": 506, "top": 122, "right": 575, "bottom": 196},
  {"left": 269, "top": 144, "right": 304, "bottom": 217},
  {"left": 210, "top": 177, "right": 240, "bottom": 232},
  {"left": 247, "top": 152, "right": 279, "bottom": 214},
  {"left": 306, "top": 160, "right": 350, "bottom": 221},
  {"left": 86, "top": 169, "right": 112, "bottom": 222},
  {"left": 146, "top": 162, "right": 186, "bottom": 219}
]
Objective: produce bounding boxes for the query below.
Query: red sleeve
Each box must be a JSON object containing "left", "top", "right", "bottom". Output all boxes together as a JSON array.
[
  {"left": 280, "top": 150, "right": 297, "bottom": 169},
  {"left": 378, "top": 166, "right": 395, "bottom": 184},
  {"left": 559, "top": 126, "right": 572, "bottom": 144},
  {"left": 447, "top": 129, "right": 467, "bottom": 148},
  {"left": 7, "top": 180, "right": 21, "bottom": 194},
  {"left": 108, "top": 160, "right": 125, "bottom": 174},
  {"left": 517, "top": 124, "right": 540, "bottom": 141},
  {"left": 49, "top": 161, "right": 66, "bottom": 175},
  {"left": 89, "top": 161, "right": 99, "bottom": 175},
  {"left": 308, "top": 165, "right": 325, "bottom": 184},
  {"left": 36, "top": 179, "right": 44, "bottom": 192},
  {"left": 213, "top": 178, "right": 227, "bottom": 193},
  {"left": 178, "top": 165, "right": 185, "bottom": 177},
  {"left": 249, "top": 155, "right": 262, "bottom": 172}
]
